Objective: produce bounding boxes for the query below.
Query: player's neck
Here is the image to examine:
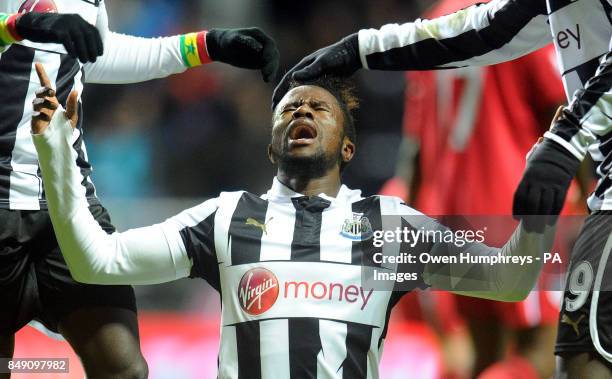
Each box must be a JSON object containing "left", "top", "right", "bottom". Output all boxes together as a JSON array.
[{"left": 277, "top": 169, "right": 342, "bottom": 198}]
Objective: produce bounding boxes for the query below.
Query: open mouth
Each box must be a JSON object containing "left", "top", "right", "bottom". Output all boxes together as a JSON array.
[{"left": 288, "top": 121, "right": 318, "bottom": 146}]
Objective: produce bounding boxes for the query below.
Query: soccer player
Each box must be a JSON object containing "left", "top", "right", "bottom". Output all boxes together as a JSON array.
[
  {"left": 32, "top": 63, "right": 554, "bottom": 378},
  {"left": 0, "top": 2, "right": 278, "bottom": 378},
  {"left": 274, "top": 1, "right": 612, "bottom": 377}
]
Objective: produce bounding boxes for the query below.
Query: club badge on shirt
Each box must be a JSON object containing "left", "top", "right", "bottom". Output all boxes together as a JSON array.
[{"left": 341, "top": 212, "right": 373, "bottom": 241}]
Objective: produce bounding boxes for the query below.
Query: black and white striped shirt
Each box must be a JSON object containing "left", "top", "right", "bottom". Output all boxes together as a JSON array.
[
  {"left": 165, "top": 178, "right": 428, "bottom": 379},
  {"left": 0, "top": 0, "right": 189, "bottom": 210},
  {"left": 358, "top": 0, "right": 612, "bottom": 210}
]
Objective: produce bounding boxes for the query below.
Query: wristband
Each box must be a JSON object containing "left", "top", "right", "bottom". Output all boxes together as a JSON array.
[
  {"left": 0, "top": 13, "right": 22, "bottom": 47},
  {"left": 180, "top": 31, "right": 211, "bottom": 67}
]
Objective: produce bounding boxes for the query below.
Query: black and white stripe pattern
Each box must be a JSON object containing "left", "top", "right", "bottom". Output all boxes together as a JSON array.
[
  {"left": 170, "top": 179, "right": 428, "bottom": 378},
  {"left": 0, "top": 0, "right": 100, "bottom": 210},
  {"left": 358, "top": 0, "right": 612, "bottom": 210},
  {"left": 0, "top": 45, "right": 34, "bottom": 207},
  {"left": 0, "top": 46, "right": 99, "bottom": 210},
  {"left": 358, "top": 0, "right": 550, "bottom": 71}
]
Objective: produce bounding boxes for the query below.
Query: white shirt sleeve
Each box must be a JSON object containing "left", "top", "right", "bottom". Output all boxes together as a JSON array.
[
  {"left": 358, "top": 0, "right": 551, "bottom": 70},
  {"left": 429, "top": 222, "right": 555, "bottom": 302},
  {"left": 31, "top": 108, "right": 221, "bottom": 285},
  {"left": 390, "top": 199, "right": 554, "bottom": 301},
  {"left": 83, "top": 1, "right": 188, "bottom": 84}
]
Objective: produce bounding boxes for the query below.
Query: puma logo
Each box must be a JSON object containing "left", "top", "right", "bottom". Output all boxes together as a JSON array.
[
  {"left": 562, "top": 314, "right": 585, "bottom": 336},
  {"left": 246, "top": 217, "right": 273, "bottom": 235}
]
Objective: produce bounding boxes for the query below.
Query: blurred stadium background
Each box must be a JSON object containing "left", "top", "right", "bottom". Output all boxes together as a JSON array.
[{"left": 14, "top": 0, "right": 557, "bottom": 378}]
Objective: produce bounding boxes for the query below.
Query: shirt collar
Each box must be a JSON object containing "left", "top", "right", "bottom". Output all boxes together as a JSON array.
[{"left": 263, "top": 177, "right": 363, "bottom": 204}]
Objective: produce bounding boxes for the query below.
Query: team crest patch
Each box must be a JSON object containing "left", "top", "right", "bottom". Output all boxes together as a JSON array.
[{"left": 340, "top": 213, "right": 373, "bottom": 241}]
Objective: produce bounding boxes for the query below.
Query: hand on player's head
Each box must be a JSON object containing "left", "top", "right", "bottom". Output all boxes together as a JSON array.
[
  {"left": 206, "top": 27, "right": 279, "bottom": 82},
  {"left": 16, "top": 12, "right": 103, "bottom": 63},
  {"left": 272, "top": 34, "right": 361, "bottom": 110},
  {"left": 32, "top": 63, "right": 78, "bottom": 135}
]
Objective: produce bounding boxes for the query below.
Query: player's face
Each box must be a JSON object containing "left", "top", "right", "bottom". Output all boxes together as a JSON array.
[{"left": 269, "top": 85, "right": 350, "bottom": 176}]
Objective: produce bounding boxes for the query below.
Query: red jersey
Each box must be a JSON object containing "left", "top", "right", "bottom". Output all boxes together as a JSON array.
[{"left": 404, "top": 1, "right": 565, "bottom": 215}]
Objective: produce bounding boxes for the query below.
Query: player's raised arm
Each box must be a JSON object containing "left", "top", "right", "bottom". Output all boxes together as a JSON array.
[
  {"left": 30, "top": 63, "right": 217, "bottom": 285},
  {"left": 272, "top": 0, "right": 550, "bottom": 107},
  {"left": 0, "top": 11, "right": 102, "bottom": 61},
  {"left": 83, "top": 2, "right": 279, "bottom": 84}
]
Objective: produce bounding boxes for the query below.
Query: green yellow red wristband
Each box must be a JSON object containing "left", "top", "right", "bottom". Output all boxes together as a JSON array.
[
  {"left": 0, "top": 13, "right": 22, "bottom": 47},
  {"left": 180, "top": 31, "right": 211, "bottom": 67}
]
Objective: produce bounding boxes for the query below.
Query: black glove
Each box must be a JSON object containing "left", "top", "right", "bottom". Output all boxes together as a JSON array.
[
  {"left": 16, "top": 12, "right": 103, "bottom": 63},
  {"left": 272, "top": 33, "right": 361, "bottom": 109},
  {"left": 513, "top": 138, "right": 581, "bottom": 232},
  {"left": 206, "top": 28, "right": 279, "bottom": 83}
]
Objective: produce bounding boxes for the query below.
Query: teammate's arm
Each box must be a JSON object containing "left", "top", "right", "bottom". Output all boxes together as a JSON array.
[
  {"left": 422, "top": 218, "right": 554, "bottom": 302},
  {"left": 83, "top": 2, "right": 279, "bottom": 83},
  {"left": 514, "top": 48, "right": 612, "bottom": 225},
  {"left": 392, "top": 201, "right": 554, "bottom": 302},
  {"left": 273, "top": 0, "right": 550, "bottom": 107},
  {"left": 30, "top": 63, "right": 214, "bottom": 285}
]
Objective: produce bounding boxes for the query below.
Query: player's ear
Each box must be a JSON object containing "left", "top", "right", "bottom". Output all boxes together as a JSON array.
[
  {"left": 341, "top": 136, "right": 355, "bottom": 164},
  {"left": 267, "top": 144, "right": 276, "bottom": 164}
]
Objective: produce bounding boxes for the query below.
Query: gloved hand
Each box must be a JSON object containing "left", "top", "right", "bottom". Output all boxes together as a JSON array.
[
  {"left": 206, "top": 28, "right": 279, "bottom": 82},
  {"left": 16, "top": 12, "right": 103, "bottom": 63},
  {"left": 513, "top": 138, "right": 581, "bottom": 232},
  {"left": 272, "top": 33, "right": 361, "bottom": 109}
]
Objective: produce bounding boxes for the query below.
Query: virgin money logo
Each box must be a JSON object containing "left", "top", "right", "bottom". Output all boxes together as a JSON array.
[
  {"left": 19, "top": 0, "right": 58, "bottom": 14},
  {"left": 238, "top": 268, "right": 279, "bottom": 315}
]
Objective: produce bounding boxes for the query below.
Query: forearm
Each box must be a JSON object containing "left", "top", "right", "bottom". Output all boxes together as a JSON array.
[
  {"left": 32, "top": 112, "right": 191, "bottom": 285},
  {"left": 84, "top": 31, "right": 210, "bottom": 84},
  {"left": 358, "top": 0, "right": 550, "bottom": 70},
  {"left": 0, "top": 13, "right": 21, "bottom": 52},
  {"left": 424, "top": 222, "right": 553, "bottom": 301}
]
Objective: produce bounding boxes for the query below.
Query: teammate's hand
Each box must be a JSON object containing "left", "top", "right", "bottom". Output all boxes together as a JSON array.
[
  {"left": 513, "top": 136, "right": 581, "bottom": 233},
  {"left": 206, "top": 28, "right": 279, "bottom": 82},
  {"left": 32, "top": 63, "right": 78, "bottom": 135},
  {"left": 272, "top": 34, "right": 360, "bottom": 109},
  {"left": 16, "top": 12, "right": 103, "bottom": 63}
]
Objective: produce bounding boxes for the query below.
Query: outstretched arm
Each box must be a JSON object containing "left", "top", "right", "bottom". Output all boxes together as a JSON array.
[
  {"left": 273, "top": 0, "right": 550, "bottom": 108},
  {"left": 356, "top": 0, "right": 549, "bottom": 71},
  {"left": 30, "top": 63, "right": 212, "bottom": 285},
  {"left": 423, "top": 221, "right": 554, "bottom": 302},
  {"left": 387, "top": 199, "right": 554, "bottom": 302},
  {"left": 84, "top": 2, "right": 279, "bottom": 83}
]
